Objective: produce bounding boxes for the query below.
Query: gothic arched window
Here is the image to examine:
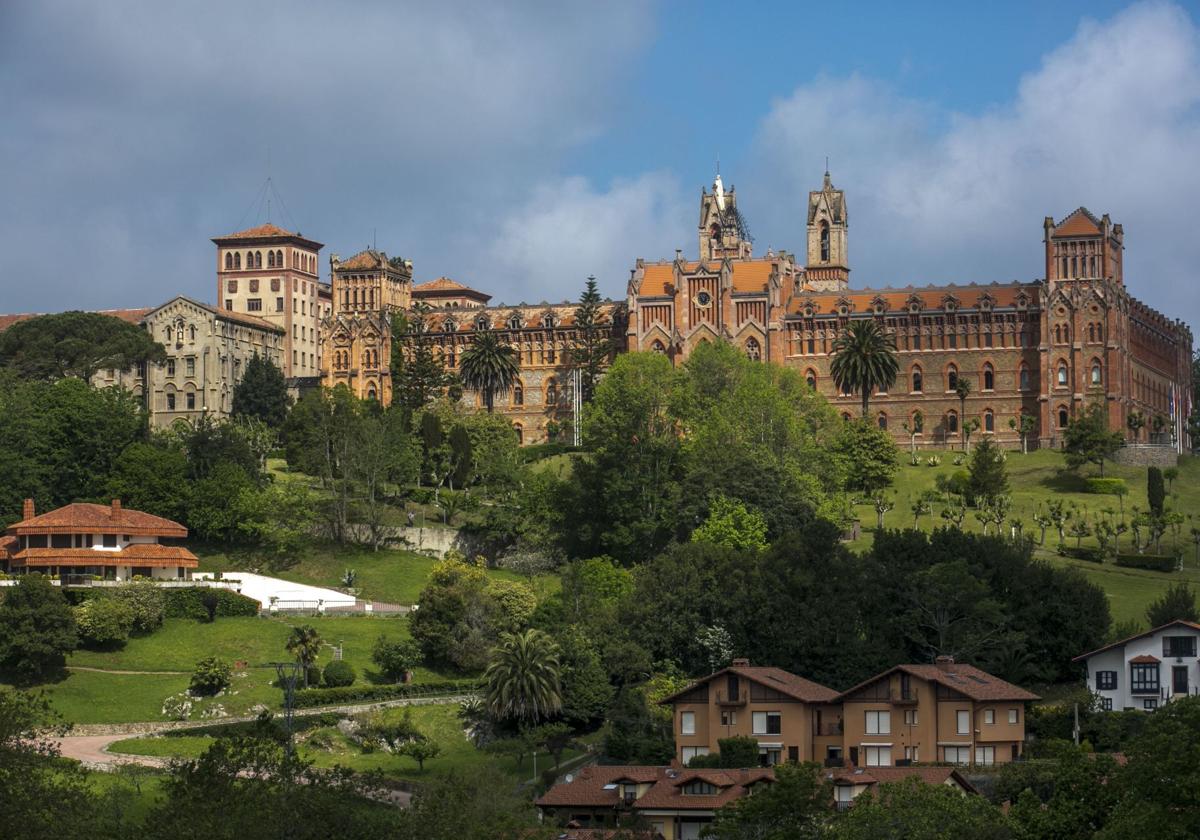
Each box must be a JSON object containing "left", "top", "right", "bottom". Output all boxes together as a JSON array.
[
  {"left": 509, "top": 314, "right": 522, "bottom": 331},
  {"left": 1058, "top": 407, "right": 1069, "bottom": 428},
  {"left": 513, "top": 384, "right": 524, "bottom": 406},
  {"left": 911, "top": 366, "right": 923, "bottom": 393},
  {"left": 984, "top": 409, "right": 994, "bottom": 432},
  {"left": 267, "top": 251, "right": 275, "bottom": 268},
  {"left": 476, "top": 315, "right": 490, "bottom": 331},
  {"left": 946, "top": 411, "right": 959, "bottom": 434},
  {"left": 1091, "top": 359, "right": 1103, "bottom": 386},
  {"left": 805, "top": 369, "right": 817, "bottom": 389},
  {"left": 234, "top": 252, "right": 242, "bottom": 270},
  {"left": 745, "top": 337, "right": 761, "bottom": 361},
  {"left": 545, "top": 378, "right": 557, "bottom": 406},
  {"left": 911, "top": 411, "right": 924, "bottom": 433},
  {"left": 1057, "top": 362, "right": 1068, "bottom": 387},
  {"left": 254, "top": 251, "right": 262, "bottom": 268},
  {"left": 225, "top": 253, "right": 233, "bottom": 270},
  {"left": 877, "top": 412, "right": 888, "bottom": 431},
  {"left": 1019, "top": 365, "right": 1030, "bottom": 391},
  {"left": 820, "top": 220, "right": 830, "bottom": 262},
  {"left": 946, "top": 365, "right": 958, "bottom": 392},
  {"left": 542, "top": 314, "right": 555, "bottom": 329},
  {"left": 651, "top": 340, "right": 666, "bottom": 354},
  {"left": 983, "top": 363, "right": 994, "bottom": 391}
]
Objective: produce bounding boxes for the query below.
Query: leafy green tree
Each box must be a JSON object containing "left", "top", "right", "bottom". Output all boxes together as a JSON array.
[
  {"left": 1063, "top": 401, "right": 1123, "bottom": 476},
  {"left": 968, "top": 436, "right": 1009, "bottom": 504},
  {"left": 397, "top": 737, "right": 441, "bottom": 771},
  {"left": 829, "top": 319, "right": 898, "bottom": 417},
  {"left": 1145, "top": 582, "right": 1198, "bottom": 627},
  {"left": 458, "top": 331, "right": 519, "bottom": 413},
  {"left": 74, "top": 598, "right": 135, "bottom": 648},
  {"left": 1147, "top": 466, "right": 1166, "bottom": 517},
  {"left": 234, "top": 479, "right": 317, "bottom": 569},
  {"left": 0, "top": 311, "right": 165, "bottom": 382},
  {"left": 372, "top": 636, "right": 422, "bottom": 682},
  {"left": 179, "top": 413, "right": 261, "bottom": 481},
  {"left": 954, "top": 376, "right": 973, "bottom": 449},
  {"left": 485, "top": 578, "right": 537, "bottom": 632},
  {"left": 1126, "top": 410, "right": 1146, "bottom": 442},
  {"left": 105, "top": 442, "right": 190, "bottom": 523},
  {"left": 1003, "top": 747, "right": 1121, "bottom": 839},
  {"left": 570, "top": 275, "right": 615, "bottom": 404},
  {"left": 114, "top": 578, "right": 166, "bottom": 634},
  {"left": 231, "top": 353, "right": 290, "bottom": 427},
  {"left": 603, "top": 683, "right": 675, "bottom": 764},
  {"left": 831, "top": 778, "right": 1011, "bottom": 840},
  {"left": 189, "top": 656, "right": 232, "bottom": 696},
  {"left": 708, "top": 762, "right": 831, "bottom": 840},
  {"left": 553, "top": 626, "right": 613, "bottom": 729},
  {"left": 836, "top": 419, "right": 899, "bottom": 493},
  {"left": 0, "top": 575, "right": 78, "bottom": 681},
  {"left": 1009, "top": 413, "right": 1037, "bottom": 454},
  {"left": 188, "top": 462, "right": 257, "bottom": 542},
  {"left": 285, "top": 625, "right": 323, "bottom": 687},
  {"left": 448, "top": 423, "right": 473, "bottom": 488},
  {"left": 391, "top": 306, "right": 453, "bottom": 411},
  {"left": 390, "top": 768, "right": 538, "bottom": 840},
  {"left": 321, "top": 660, "right": 355, "bottom": 687},
  {"left": 907, "top": 559, "right": 1007, "bottom": 662},
  {"left": 691, "top": 495, "right": 768, "bottom": 551},
  {"left": 484, "top": 628, "right": 562, "bottom": 725}
]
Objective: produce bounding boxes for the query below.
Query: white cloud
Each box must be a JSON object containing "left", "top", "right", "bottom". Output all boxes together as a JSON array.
[{"left": 746, "top": 1, "right": 1200, "bottom": 326}]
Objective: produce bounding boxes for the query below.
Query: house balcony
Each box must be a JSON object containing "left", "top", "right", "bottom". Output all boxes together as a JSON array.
[
  {"left": 889, "top": 691, "right": 918, "bottom": 705},
  {"left": 813, "top": 722, "right": 842, "bottom": 737},
  {"left": 714, "top": 690, "right": 747, "bottom": 707}
]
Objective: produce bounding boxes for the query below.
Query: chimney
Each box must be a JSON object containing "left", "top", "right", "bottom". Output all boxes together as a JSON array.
[
  {"left": 22, "top": 498, "right": 34, "bottom": 521},
  {"left": 111, "top": 499, "right": 122, "bottom": 517},
  {"left": 675, "top": 249, "right": 682, "bottom": 262},
  {"left": 935, "top": 655, "right": 955, "bottom": 672},
  {"left": 731, "top": 658, "right": 750, "bottom": 668}
]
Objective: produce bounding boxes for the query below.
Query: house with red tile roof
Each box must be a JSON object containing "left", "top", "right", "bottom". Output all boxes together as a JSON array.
[
  {"left": 1072, "top": 619, "right": 1200, "bottom": 712},
  {"left": 824, "top": 765, "right": 978, "bottom": 810},
  {"left": 1, "top": 498, "right": 198, "bottom": 582}
]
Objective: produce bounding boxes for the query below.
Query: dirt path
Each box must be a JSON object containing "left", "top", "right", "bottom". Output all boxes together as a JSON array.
[
  {"left": 67, "top": 666, "right": 188, "bottom": 675},
  {"left": 54, "top": 733, "right": 169, "bottom": 769}
]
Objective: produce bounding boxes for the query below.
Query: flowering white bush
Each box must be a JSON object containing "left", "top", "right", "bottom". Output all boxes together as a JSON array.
[{"left": 161, "top": 693, "right": 193, "bottom": 721}]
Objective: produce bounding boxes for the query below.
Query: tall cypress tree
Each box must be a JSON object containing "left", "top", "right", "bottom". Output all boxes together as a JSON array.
[
  {"left": 1148, "top": 466, "right": 1166, "bottom": 517},
  {"left": 231, "top": 353, "right": 290, "bottom": 427}
]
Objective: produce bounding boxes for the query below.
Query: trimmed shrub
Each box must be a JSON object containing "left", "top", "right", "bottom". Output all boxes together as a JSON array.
[
  {"left": 114, "top": 579, "right": 166, "bottom": 633},
  {"left": 74, "top": 597, "right": 135, "bottom": 647},
  {"left": 1058, "top": 546, "right": 1105, "bottom": 563},
  {"left": 190, "top": 656, "right": 232, "bottom": 696},
  {"left": 163, "top": 588, "right": 260, "bottom": 620},
  {"left": 1085, "top": 477, "right": 1128, "bottom": 496},
  {"left": 1115, "top": 553, "right": 1177, "bottom": 572},
  {"left": 323, "top": 660, "right": 356, "bottom": 688},
  {"left": 1148, "top": 467, "right": 1166, "bottom": 516},
  {"left": 291, "top": 679, "right": 484, "bottom": 709}
]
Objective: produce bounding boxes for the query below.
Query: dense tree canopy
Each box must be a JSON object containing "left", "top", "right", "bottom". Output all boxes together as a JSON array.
[
  {"left": 0, "top": 311, "right": 165, "bottom": 382},
  {"left": 231, "top": 354, "right": 290, "bottom": 427}
]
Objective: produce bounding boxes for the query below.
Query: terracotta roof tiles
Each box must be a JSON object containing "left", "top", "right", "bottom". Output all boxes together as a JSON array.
[
  {"left": 13, "top": 544, "right": 198, "bottom": 568},
  {"left": 1129, "top": 654, "right": 1161, "bottom": 664},
  {"left": 338, "top": 250, "right": 387, "bottom": 271},
  {"left": 827, "top": 765, "right": 978, "bottom": 794},
  {"left": 660, "top": 664, "right": 838, "bottom": 705},
  {"left": 838, "top": 663, "right": 1039, "bottom": 703},
  {"left": 535, "top": 765, "right": 772, "bottom": 812},
  {"left": 217, "top": 223, "right": 297, "bottom": 239},
  {"left": 1053, "top": 208, "right": 1102, "bottom": 237},
  {"left": 7, "top": 502, "right": 188, "bottom": 537}
]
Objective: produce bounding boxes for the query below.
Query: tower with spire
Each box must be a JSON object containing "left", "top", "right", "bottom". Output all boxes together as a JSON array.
[
  {"left": 805, "top": 168, "right": 849, "bottom": 291},
  {"left": 698, "top": 172, "right": 753, "bottom": 262}
]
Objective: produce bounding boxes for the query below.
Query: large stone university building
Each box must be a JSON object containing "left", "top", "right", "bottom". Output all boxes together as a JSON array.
[{"left": 626, "top": 172, "right": 1194, "bottom": 450}]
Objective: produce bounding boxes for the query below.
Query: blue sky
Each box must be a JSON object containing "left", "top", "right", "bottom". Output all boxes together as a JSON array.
[{"left": 1, "top": 1, "right": 1198, "bottom": 329}]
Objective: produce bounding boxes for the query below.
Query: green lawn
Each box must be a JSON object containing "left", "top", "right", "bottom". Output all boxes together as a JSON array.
[
  {"left": 850, "top": 450, "right": 1200, "bottom": 624},
  {"left": 112, "top": 702, "right": 588, "bottom": 784}
]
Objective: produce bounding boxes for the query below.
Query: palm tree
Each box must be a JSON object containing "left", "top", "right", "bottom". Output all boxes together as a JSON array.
[
  {"left": 285, "top": 625, "right": 323, "bottom": 687},
  {"left": 829, "top": 320, "right": 898, "bottom": 417},
  {"left": 484, "top": 628, "right": 562, "bottom": 725},
  {"left": 459, "top": 331, "right": 520, "bottom": 413}
]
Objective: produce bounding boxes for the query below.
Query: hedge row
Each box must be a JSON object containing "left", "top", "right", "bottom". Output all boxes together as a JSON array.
[
  {"left": 1115, "top": 553, "right": 1178, "bottom": 572},
  {"left": 1058, "top": 546, "right": 1105, "bottom": 563},
  {"left": 164, "top": 588, "right": 260, "bottom": 619},
  {"left": 1084, "top": 477, "right": 1128, "bottom": 496},
  {"left": 292, "top": 679, "right": 483, "bottom": 709}
]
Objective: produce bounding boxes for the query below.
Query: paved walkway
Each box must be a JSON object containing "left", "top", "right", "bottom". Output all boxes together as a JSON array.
[{"left": 54, "top": 733, "right": 169, "bottom": 769}]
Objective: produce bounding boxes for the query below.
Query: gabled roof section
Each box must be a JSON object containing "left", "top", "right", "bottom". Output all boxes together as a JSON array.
[
  {"left": 659, "top": 664, "right": 838, "bottom": 705},
  {"left": 837, "top": 663, "right": 1039, "bottom": 703},
  {"left": 146, "top": 295, "right": 284, "bottom": 334},
  {"left": 1073, "top": 620, "right": 1200, "bottom": 661},
  {"left": 337, "top": 250, "right": 388, "bottom": 271},
  {"left": 1053, "top": 208, "right": 1102, "bottom": 237},
  {"left": 411, "top": 277, "right": 492, "bottom": 302},
  {"left": 826, "top": 766, "right": 978, "bottom": 794},
  {"left": 7, "top": 502, "right": 188, "bottom": 537}
]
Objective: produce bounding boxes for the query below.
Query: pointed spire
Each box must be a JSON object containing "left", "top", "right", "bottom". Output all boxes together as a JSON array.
[{"left": 824, "top": 158, "right": 833, "bottom": 190}]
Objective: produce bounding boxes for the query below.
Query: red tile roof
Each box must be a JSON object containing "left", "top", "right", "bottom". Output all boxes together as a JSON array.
[
  {"left": 1053, "top": 208, "right": 1102, "bottom": 237},
  {"left": 412, "top": 277, "right": 492, "bottom": 301},
  {"left": 1073, "top": 620, "right": 1200, "bottom": 661},
  {"left": 826, "top": 765, "right": 978, "bottom": 794},
  {"left": 660, "top": 664, "right": 839, "bottom": 705},
  {"left": 1129, "top": 654, "right": 1161, "bottom": 664},
  {"left": 13, "top": 544, "right": 198, "bottom": 568},
  {"left": 7, "top": 502, "right": 187, "bottom": 538},
  {"left": 838, "top": 663, "right": 1039, "bottom": 703},
  {"left": 338, "top": 250, "right": 388, "bottom": 271},
  {"left": 535, "top": 765, "right": 772, "bottom": 812},
  {"left": 217, "top": 223, "right": 297, "bottom": 239}
]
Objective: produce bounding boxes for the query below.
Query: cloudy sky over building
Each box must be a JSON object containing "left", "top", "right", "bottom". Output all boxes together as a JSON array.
[{"left": 2, "top": 1, "right": 1198, "bottom": 326}]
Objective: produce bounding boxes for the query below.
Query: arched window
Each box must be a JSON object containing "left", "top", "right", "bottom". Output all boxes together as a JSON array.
[
  {"left": 877, "top": 412, "right": 888, "bottom": 430},
  {"left": 651, "top": 339, "right": 666, "bottom": 354},
  {"left": 512, "top": 384, "right": 524, "bottom": 406},
  {"left": 1096, "top": 323, "right": 1103, "bottom": 342},
  {"left": 225, "top": 253, "right": 233, "bottom": 270},
  {"left": 984, "top": 410, "right": 994, "bottom": 432},
  {"left": 508, "top": 314, "right": 522, "bottom": 331},
  {"left": 267, "top": 251, "right": 276, "bottom": 268},
  {"left": 254, "top": 251, "right": 262, "bottom": 268},
  {"left": 1088, "top": 323, "right": 1095, "bottom": 342},
  {"left": 513, "top": 425, "right": 523, "bottom": 445},
  {"left": 545, "top": 378, "right": 557, "bottom": 406},
  {"left": 911, "top": 366, "right": 923, "bottom": 393},
  {"left": 745, "top": 337, "right": 761, "bottom": 361},
  {"left": 1091, "top": 360, "right": 1103, "bottom": 386},
  {"left": 946, "top": 365, "right": 958, "bottom": 392},
  {"left": 276, "top": 250, "right": 283, "bottom": 266},
  {"left": 841, "top": 412, "right": 852, "bottom": 422},
  {"left": 234, "top": 252, "right": 242, "bottom": 269},
  {"left": 1054, "top": 324, "right": 1061, "bottom": 343},
  {"left": 542, "top": 314, "right": 555, "bottom": 329},
  {"left": 982, "top": 363, "right": 994, "bottom": 391},
  {"left": 820, "top": 220, "right": 830, "bottom": 262},
  {"left": 1057, "top": 362, "right": 1068, "bottom": 387},
  {"left": 1058, "top": 407, "right": 1069, "bottom": 428},
  {"left": 476, "top": 315, "right": 490, "bottom": 331},
  {"left": 911, "top": 412, "right": 924, "bottom": 433},
  {"left": 1019, "top": 365, "right": 1030, "bottom": 391},
  {"left": 805, "top": 370, "right": 817, "bottom": 389},
  {"left": 444, "top": 318, "right": 456, "bottom": 333},
  {"left": 367, "top": 386, "right": 377, "bottom": 401},
  {"left": 946, "top": 411, "right": 959, "bottom": 433},
  {"left": 189, "top": 325, "right": 196, "bottom": 341}
]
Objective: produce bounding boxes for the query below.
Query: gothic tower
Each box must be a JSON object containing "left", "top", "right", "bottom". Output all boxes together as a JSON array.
[
  {"left": 698, "top": 173, "right": 753, "bottom": 262},
  {"left": 805, "top": 170, "right": 849, "bottom": 291}
]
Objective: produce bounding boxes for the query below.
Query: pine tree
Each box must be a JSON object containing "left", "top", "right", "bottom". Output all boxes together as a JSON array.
[
  {"left": 391, "top": 308, "right": 451, "bottom": 410},
  {"left": 570, "top": 275, "right": 614, "bottom": 404},
  {"left": 967, "top": 436, "right": 1009, "bottom": 504},
  {"left": 231, "top": 353, "right": 290, "bottom": 427}
]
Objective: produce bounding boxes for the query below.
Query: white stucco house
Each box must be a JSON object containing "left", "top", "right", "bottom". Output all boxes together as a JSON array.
[{"left": 1073, "top": 619, "right": 1200, "bottom": 711}]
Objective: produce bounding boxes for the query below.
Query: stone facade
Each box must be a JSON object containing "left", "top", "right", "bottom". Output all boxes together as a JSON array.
[
  {"left": 627, "top": 173, "right": 1194, "bottom": 451},
  {"left": 212, "top": 223, "right": 324, "bottom": 380}
]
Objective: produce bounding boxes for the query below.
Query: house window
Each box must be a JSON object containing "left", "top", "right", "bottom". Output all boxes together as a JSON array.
[
  {"left": 276, "top": 297, "right": 284, "bottom": 312},
  {"left": 186, "top": 392, "right": 195, "bottom": 410},
  {"left": 745, "top": 337, "right": 761, "bottom": 361},
  {"left": 1057, "top": 363, "right": 1068, "bottom": 386},
  {"left": 248, "top": 298, "right": 263, "bottom": 312},
  {"left": 759, "top": 747, "right": 782, "bottom": 767},
  {"left": 1100, "top": 697, "right": 1113, "bottom": 711},
  {"left": 512, "top": 385, "right": 524, "bottom": 406},
  {"left": 1143, "top": 698, "right": 1158, "bottom": 711},
  {"left": 903, "top": 710, "right": 918, "bottom": 726},
  {"left": 984, "top": 709, "right": 995, "bottom": 725},
  {"left": 947, "top": 411, "right": 958, "bottom": 433},
  {"left": 102, "top": 533, "right": 117, "bottom": 548},
  {"left": 752, "top": 711, "right": 781, "bottom": 735},
  {"left": 1091, "top": 361, "right": 1103, "bottom": 386},
  {"left": 944, "top": 746, "right": 970, "bottom": 765},
  {"left": 1163, "top": 636, "right": 1197, "bottom": 658},
  {"left": 956, "top": 710, "right": 970, "bottom": 735},
  {"left": 166, "top": 359, "right": 176, "bottom": 377},
  {"left": 186, "top": 358, "right": 195, "bottom": 376},
  {"left": 806, "top": 370, "right": 817, "bottom": 389},
  {"left": 1131, "top": 663, "right": 1159, "bottom": 694},
  {"left": 865, "top": 710, "right": 891, "bottom": 735},
  {"left": 863, "top": 746, "right": 891, "bottom": 767},
  {"left": 225, "top": 299, "right": 233, "bottom": 310},
  {"left": 975, "top": 746, "right": 996, "bottom": 766},
  {"left": 683, "top": 781, "right": 718, "bottom": 796},
  {"left": 904, "top": 746, "right": 919, "bottom": 762},
  {"left": 1096, "top": 671, "right": 1117, "bottom": 691},
  {"left": 984, "top": 410, "right": 994, "bottom": 432},
  {"left": 1009, "top": 708, "right": 1020, "bottom": 724},
  {"left": 913, "top": 333, "right": 921, "bottom": 350},
  {"left": 877, "top": 413, "right": 888, "bottom": 431},
  {"left": 948, "top": 332, "right": 957, "bottom": 349},
  {"left": 721, "top": 711, "right": 737, "bottom": 726},
  {"left": 1058, "top": 407, "right": 1069, "bottom": 428},
  {"left": 680, "top": 712, "right": 695, "bottom": 735},
  {"left": 680, "top": 746, "right": 709, "bottom": 764}
]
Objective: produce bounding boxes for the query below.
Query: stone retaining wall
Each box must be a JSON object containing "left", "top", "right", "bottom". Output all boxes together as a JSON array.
[{"left": 1111, "top": 445, "right": 1179, "bottom": 467}]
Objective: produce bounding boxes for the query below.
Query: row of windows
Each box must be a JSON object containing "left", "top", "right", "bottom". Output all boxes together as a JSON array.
[
  {"left": 227, "top": 277, "right": 318, "bottom": 296},
  {"left": 224, "top": 249, "right": 315, "bottom": 273},
  {"left": 793, "top": 325, "right": 1033, "bottom": 356},
  {"left": 331, "top": 349, "right": 381, "bottom": 370},
  {"left": 1053, "top": 322, "right": 1106, "bottom": 344},
  {"left": 442, "top": 313, "right": 560, "bottom": 332}
]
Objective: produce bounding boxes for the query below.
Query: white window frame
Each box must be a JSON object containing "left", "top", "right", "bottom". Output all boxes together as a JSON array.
[
  {"left": 975, "top": 746, "right": 995, "bottom": 766},
  {"left": 680, "top": 746, "right": 709, "bottom": 763},
  {"left": 1008, "top": 708, "right": 1019, "bottom": 725},
  {"left": 864, "top": 746, "right": 892, "bottom": 767},
  {"left": 680, "top": 711, "right": 695, "bottom": 736},
  {"left": 904, "top": 709, "right": 918, "bottom": 726},
  {"left": 904, "top": 746, "right": 919, "bottom": 762},
  {"left": 865, "top": 710, "right": 891, "bottom": 735},
  {"left": 944, "top": 746, "right": 970, "bottom": 765},
  {"left": 752, "top": 711, "right": 781, "bottom": 735},
  {"left": 984, "top": 709, "right": 995, "bottom": 725},
  {"left": 956, "top": 710, "right": 970, "bottom": 735}
]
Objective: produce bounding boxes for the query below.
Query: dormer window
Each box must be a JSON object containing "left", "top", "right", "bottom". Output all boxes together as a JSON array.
[
  {"left": 542, "top": 314, "right": 555, "bottom": 329},
  {"left": 508, "top": 314, "right": 522, "bottom": 331},
  {"left": 443, "top": 319, "right": 457, "bottom": 333},
  {"left": 682, "top": 780, "right": 718, "bottom": 796},
  {"left": 476, "top": 315, "right": 490, "bottom": 331}
]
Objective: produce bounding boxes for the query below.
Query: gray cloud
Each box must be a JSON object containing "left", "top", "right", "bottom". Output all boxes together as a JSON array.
[{"left": 742, "top": 1, "right": 1200, "bottom": 328}]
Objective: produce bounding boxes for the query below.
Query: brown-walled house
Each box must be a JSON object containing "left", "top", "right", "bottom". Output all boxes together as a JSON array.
[{"left": 0, "top": 499, "right": 198, "bottom": 582}]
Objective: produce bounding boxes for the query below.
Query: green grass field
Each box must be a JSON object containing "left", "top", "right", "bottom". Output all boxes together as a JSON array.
[
  {"left": 111, "top": 702, "right": 588, "bottom": 784},
  {"left": 849, "top": 450, "right": 1200, "bottom": 625}
]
